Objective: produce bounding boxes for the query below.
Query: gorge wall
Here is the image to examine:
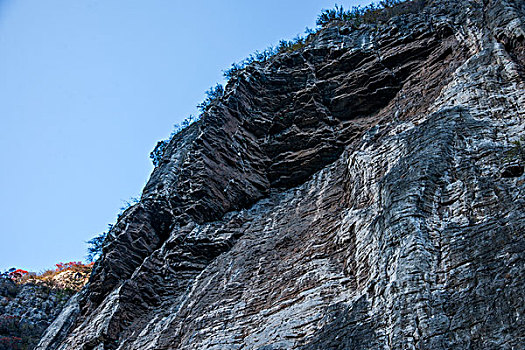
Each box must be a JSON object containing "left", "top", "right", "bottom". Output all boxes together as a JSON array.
[{"left": 38, "top": 0, "right": 524, "bottom": 349}]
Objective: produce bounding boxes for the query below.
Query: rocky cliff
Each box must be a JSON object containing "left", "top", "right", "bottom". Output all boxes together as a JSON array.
[
  {"left": 37, "top": 0, "right": 524, "bottom": 349},
  {"left": 0, "top": 266, "right": 91, "bottom": 350}
]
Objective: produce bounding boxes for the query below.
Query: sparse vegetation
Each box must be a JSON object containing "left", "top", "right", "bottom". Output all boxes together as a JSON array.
[
  {"left": 223, "top": 0, "right": 425, "bottom": 81},
  {"left": 316, "top": 1, "right": 425, "bottom": 27},
  {"left": 506, "top": 137, "right": 525, "bottom": 163},
  {"left": 119, "top": 197, "right": 139, "bottom": 217},
  {"left": 0, "top": 269, "right": 28, "bottom": 283},
  {"left": 85, "top": 198, "right": 139, "bottom": 263},
  {"left": 1, "top": 262, "right": 93, "bottom": 291},
  {"left": 151, "top": 0, "right": 428, "bottom": 168},
  {"left": 150, "top": 139, "right": 168, "bottom": 167},
  {"left": 0, "top": 263, "right": 94, "bottom": 350},
  {"left": 501, "top": 136, "right": 525, "bottom": 178},
  {"left": 197, "top": 84, "right": 224, "bottom": 113},
  {"left": 86, "top": 224, "right": 113, "bottom": 262},
  {"left": 150, "top": 114, "right": 202, "bottom": 167},
  {"left": 222, "top": 30, "right": 316, "bottom": 80},
  {"left": 173, "top": 114, "right": 198, "bottom": 135}
]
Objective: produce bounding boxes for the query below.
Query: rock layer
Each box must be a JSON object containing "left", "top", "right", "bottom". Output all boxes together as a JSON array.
[{"left": 38, "top": 0, "right": 524, "bottom": 349}]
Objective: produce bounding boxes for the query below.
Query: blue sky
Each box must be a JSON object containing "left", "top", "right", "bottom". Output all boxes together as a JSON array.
[{"left": 0, "top": 0, "right": 373, "bottom": 272}]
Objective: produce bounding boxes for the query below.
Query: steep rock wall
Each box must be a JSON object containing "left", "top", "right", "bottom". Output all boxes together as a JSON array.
[{"left": 38, "top": 0, "right": 524, "bottom": 349}]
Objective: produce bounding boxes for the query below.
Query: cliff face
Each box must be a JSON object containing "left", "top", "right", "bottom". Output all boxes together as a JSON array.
[
  {"left": 38, "top": 0, "right": 525, "bottom": 349},
  {"left": 0, "top": 267, "right": 91, "bottom": 350},
  {"left": 0, "top": 279, "right": 71, "bottom": 350}
]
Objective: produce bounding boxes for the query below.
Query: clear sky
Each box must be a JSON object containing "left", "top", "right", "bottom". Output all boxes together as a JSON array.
[{"left": 0, "top": 0, "right": 373, "bottom": 272}]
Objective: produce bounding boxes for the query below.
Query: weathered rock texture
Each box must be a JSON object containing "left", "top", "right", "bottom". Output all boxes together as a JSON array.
[
  {"left": 38, "top": 0, "right": 524, "bottom": 349},
  {"left": 1, "top": 280, "right": 67, "bottom": 350},
  {"left": 0, "top": 266, "right": 91, "bottom": 350}
]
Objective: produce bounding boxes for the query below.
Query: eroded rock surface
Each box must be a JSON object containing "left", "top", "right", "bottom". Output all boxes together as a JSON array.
[
  {"left": 0, "top": 266, "right": 91, "bottom": 350},
  {"left": 38, "top": 0, "right": 524, "bottom": 349}
]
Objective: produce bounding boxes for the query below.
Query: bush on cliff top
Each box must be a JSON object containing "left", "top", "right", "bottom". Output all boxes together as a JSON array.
[
  {"left": 86, "top": 224, "right": 114, "bottom": 262},
  {"left": 1, "top": 262, "right": 93, "bottom": 291},
  {"left": 149, "top": 114, "right": 202, "bottom": 167},
  {"left": 150, "top": 85, "right": 221, "bottom": 168},
  {"left": 149, "top": 0, "right": 427, "bottom": 168},
  {"left": 197, "top": 84, "right": 224, "bottom": 113},
  {"left": 316, "top": 0, "right": 426, "bottom": 27},
  {"left": 223, "top": 0, "right": 425, "bottom": 81}
]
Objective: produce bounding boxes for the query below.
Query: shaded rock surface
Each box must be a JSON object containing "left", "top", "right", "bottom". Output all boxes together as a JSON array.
[{"left": 38, "top": 0, "right": 524, "bottom": 349}]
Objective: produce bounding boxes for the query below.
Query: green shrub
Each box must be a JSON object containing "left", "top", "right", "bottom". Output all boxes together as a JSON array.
[
  {"left": 223, "top": 48, "right": 276, "bottom": 79},
  {"left": 150, "top": 140, "right": 168, "bottom": 167},
  {"left": 152, "top": 0, "right": 430, "bottom": 170},
  {"left": 223, "top": 29, "right": 316, "bottom": 80},
  {"left": 86, "top": 224, "right": 112, "bottom": 262},
  {"left": 316, "top": 1, "right": 425, "bottom": 27},
  {"left": 223, "top": 1, "right": 426, "bottom": 84},
  {"left": 506, "top": 137, "right": 525, "bottom": 163},
  {"left": 197, "top": 84, "right": 224, "bottom": 113},
  {"left": 149, "top": 114, "right": 200, "bottom": 167},
  {"left": 275, "top": 33, "right": 315, "bottom": 54}
]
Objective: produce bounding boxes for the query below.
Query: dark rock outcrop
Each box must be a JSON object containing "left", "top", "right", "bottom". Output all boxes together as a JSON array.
[{"left": 38, "top": 0, "right": 524, "bottom": 349}]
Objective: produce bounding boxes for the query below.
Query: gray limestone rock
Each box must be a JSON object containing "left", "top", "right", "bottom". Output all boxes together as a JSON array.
[
  {"left": 0, "top": 279, "right": 75, "bottom": 350},
  {"left": 38, "top": 0, "right": 525, "bottom": 349}
]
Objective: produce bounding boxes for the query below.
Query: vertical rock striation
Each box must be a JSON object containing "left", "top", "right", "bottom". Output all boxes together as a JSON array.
[{"left": 38, "top": 0, "right": 524, "bottom": 349}]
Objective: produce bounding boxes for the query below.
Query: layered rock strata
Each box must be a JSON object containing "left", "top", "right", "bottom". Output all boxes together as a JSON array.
[{"left": 38, "top": 0, "right": 524, "bottom": 349}]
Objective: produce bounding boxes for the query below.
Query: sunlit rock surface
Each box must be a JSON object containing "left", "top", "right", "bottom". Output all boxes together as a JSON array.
[{"left": 38, "top": 0, "right": 524, "bottom": 349}]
